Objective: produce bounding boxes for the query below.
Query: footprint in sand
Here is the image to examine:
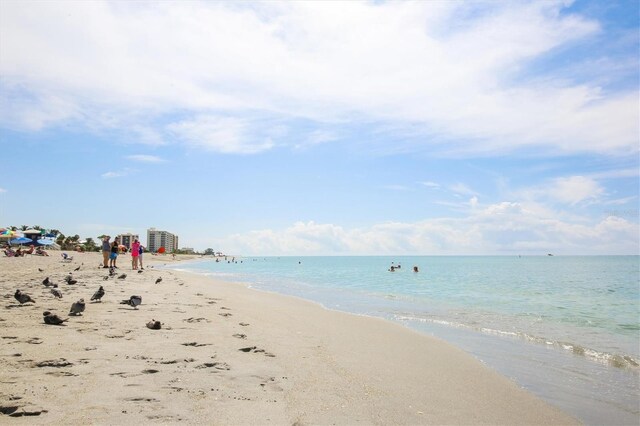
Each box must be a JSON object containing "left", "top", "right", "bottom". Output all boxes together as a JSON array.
[
  {"left": 238, "top": 346, "right": 275, "bottom": 357},
  {"left": 218, "top": 313, "right": 232, "bottom": 317},
  {"left": 232, "top": 334, "right": 247, "bottom": 339},
  {"left": 181, "top": 342, "right": 210, "bottom": 347}
]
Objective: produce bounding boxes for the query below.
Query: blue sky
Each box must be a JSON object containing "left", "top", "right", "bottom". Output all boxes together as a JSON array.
[{"left": 0, "top": 0, "right": 638, "bottom": 255}]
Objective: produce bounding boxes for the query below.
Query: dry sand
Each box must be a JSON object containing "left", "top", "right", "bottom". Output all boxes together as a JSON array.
[{"left": 0, "top": 252, "right": 578, "bottom": 424}]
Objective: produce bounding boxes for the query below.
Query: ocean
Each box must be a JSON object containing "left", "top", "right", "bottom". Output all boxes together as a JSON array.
[{"left": 168, "top": 255, "right": 639, "bottom": 425}]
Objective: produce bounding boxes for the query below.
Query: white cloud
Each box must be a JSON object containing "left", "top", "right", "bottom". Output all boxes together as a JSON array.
[
  {"left": 101, "top": 169, "right": 133, "bottom": 179},
  {"left": 126, "top": 154, "right": 166, "bottom": 163},
  {"left": 449, "top": 183, "right": 479, "bottom": 196},
  {"left": 168, "top": 116, "right": 274, "bottom": 154},
  {"left": 215, "top": 203, "right": 639, "bottom": 255},
  {"left": 547, "top": 176, "right": 605, "bottom": 205},
  {"left": 421, "top": 181, "right": 441, "bottom": 189},
  {"left": 1, "top": 1, "right": 636, "bottom": 155},
  {"left": 0, "top": 187, "right": 7, "bottom": 193}
]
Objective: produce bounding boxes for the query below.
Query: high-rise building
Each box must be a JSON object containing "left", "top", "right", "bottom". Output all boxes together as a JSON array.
[{"left": 147, "top": 228, "right": 179, "bottom": 253}]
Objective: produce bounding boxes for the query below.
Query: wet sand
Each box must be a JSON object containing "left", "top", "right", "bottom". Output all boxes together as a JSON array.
[{"left": 0, "top": 252, "right": 577, "bottom": 424}]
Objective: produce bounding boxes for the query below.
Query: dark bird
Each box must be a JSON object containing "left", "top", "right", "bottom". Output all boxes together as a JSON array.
[
  {"left": 146, "top": 319, "right": 161, "bottom": 330},
  {"left": 50, "top": 286, "right": 63, "bottom": 299},
  {"left": 109, "top": 267, "right": 116, "bottom": 276},
  {"left": 38, "top": 268, "right": 44, "bottom": 272},
  {"left": 120, "top": 295, "right": 142, "bottom": 309},
  {"left": 42, "top": 277, "right": 52, "bottom": 287},
  {"left": 69, "top": 298, "right": 85, "bottom": 316},
  {"left": 117, "top": 274, "right": 127, "bottom": 280},
  {"left": 155, "top": 277, "right": 163, "bottom": 284},
  {"left": 73, "top": 264, "right": 81, "bottom": 271},
  {"left": 137, "top": 270, "right": 143, "bottom": 274},
  {"left": 64, "top": 274, "right": 78, "bottom": 285},
  {"left": 91, "top": 286, "right": 105, "bottom": 302},
  {"left": 43, "top": 311, "right": 68, "bottom": 325},
  {"left": 103, "top": 276, "right": 109, "bottom": 281},
  {"left": 15, "top": 290, "right": 35, "bottom": 304}
]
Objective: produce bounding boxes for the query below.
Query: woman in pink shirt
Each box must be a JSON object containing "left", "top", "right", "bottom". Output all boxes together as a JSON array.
[{"left": 131, "top": 239, "right": 141, "bottom": 270}]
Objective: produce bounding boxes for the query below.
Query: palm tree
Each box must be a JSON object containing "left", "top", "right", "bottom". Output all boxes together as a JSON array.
[
  {"left": 20, "top": 225, "right": 28, "bottom": 231},
  {"left": 33, "top": 225, "right": 42, "bottom": 230}
]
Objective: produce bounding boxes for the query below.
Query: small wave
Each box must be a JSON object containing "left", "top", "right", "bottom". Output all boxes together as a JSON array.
[{"left": 395, "top": 314, "right": 640, "bottom": 371}]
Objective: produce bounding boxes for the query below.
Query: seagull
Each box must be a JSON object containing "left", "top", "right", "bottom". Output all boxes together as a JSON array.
[
  {"left": 15, "top": 290, "right": 35, "bottom": 304},
  {"left": 155, "top": 277, "right": 163, "bottom": 284},
  {"left": 50, "top": 286, "right": 63, "bottom": 299},
  {"left": 91, "top": 286, "right": 105, "bottom": 302},
  {"left": 43, "top": 311, "right": 68, "bottom": 325},
  {"left": 146, "top": 319, "right": 161, "bottom": 330},
  {"left": 42, "top": 277, "right": 52, "bottom": 287},
  {"left": 117, "top": 274, "right": 127, "bottom": 280},
  {"left": 120, "top": 295, "right": 142, "bottom": 309},
  {"left": 69, "top": 298, "right": 85, "bottom": 316},
  {"left": 64, "top": 274, "right": 78, "bottom": 285}
]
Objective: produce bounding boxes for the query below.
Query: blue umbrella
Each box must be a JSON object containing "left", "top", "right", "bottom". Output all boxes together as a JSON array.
[
  {"left": 10, "top": 237, "right": 33, "bottom": 245},
  {"left": 37, "top": 238, "right": 55, "bottom": 246}
]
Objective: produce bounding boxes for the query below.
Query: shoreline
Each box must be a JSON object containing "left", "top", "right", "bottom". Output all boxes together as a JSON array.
[{"left": 1, "top": 252, "right": 577, "bottom": 424}]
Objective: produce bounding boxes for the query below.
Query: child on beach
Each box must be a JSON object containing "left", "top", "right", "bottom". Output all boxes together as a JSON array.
[
  {"left": 138, "top": 245, "right": 144, "bottom": 270},
  {"left": 110, "top": 240, "right": 119, "bottom": 268}
]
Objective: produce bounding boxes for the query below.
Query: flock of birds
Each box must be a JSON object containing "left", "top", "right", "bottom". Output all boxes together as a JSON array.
[{"left": 13, "top": 263, "right": 163, "bottom": 327}]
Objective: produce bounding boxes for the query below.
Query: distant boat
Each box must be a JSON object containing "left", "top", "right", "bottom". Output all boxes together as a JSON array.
[{"left": 547, "top": 253, "right": 554, "bottom": 256}]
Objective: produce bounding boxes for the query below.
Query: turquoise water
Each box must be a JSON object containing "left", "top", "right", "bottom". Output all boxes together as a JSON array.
[{"left": 170, "top": 255, "right": 639, "bottom": 424}]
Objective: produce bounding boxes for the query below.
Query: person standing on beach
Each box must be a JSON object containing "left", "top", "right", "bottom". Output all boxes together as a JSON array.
[
  {"left": 138, "top": 245, "right": 144, "bottom": 270},
  {"left": 110, "top": 239, "right": 119, "bottom": 268},
  {"left": 131, "top": 239, "right": 140, "bottom": 270},
  {"left": 101, "top": 236, "right": 110, "bottom": 268}
]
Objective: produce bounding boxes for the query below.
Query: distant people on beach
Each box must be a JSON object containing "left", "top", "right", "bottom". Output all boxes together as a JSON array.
[
  {"left": 102, "top": 236, "right": 110, "bottom": 268},
  {"left": 131, "top": 239, "right": 141, "bottom": 270},
  {"left": 36, "top": 246, "right": 49, "bottom": 256},
  {"left": 110, "top": 240, "right": 119, "bottom": 268},
  {"left": 389, "top": 265, "right": 395, "bottom": 272},
  {"left": 413, "top": 266, "right": 419, "bottom": 273}
]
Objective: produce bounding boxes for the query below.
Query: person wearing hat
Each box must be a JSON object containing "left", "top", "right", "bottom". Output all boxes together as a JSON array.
[{"left": 101, "top": 236, "right": 111, "bottom": 268}]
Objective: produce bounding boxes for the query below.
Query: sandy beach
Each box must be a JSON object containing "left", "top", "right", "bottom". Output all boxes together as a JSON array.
[{"left": 0, "top": 252, "right": 577, "bottom": 424}]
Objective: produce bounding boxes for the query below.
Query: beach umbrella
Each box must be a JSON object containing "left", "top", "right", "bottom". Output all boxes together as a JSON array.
[
  {"left": 11, "top": 237, "right": 33, "bottom": 245},
  {"left": 157, "top": 247, "right": 165, "bottom": 254},
  {"left": 37, "top": 238, "right": 55, "bottom": 246}
]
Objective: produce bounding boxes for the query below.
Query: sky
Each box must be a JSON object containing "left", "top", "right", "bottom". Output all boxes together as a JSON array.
[{"left": 0, "top": 0, "right": 638, "bottom": 255}]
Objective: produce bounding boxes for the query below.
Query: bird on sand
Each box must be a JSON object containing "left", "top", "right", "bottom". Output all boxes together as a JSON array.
[
  {"left": 73, "top": 263, "right": 82, "bottom": 271},
  {"left": 103, "top": 276, "right": 110, "bottom": 281},
  {"left": 50, "top": 286, "right": 63, "bottom": 299},
  {"left": 15, "top": 290, "right": 35, "bottom": 304},
  {"left": 109, "top": 267, "right": 116, "bottom": 276},
  {"left": 43, "top": 311, "right": 68, "bottom": 325},
  {"left": 64, "top": 274, "right": 78, "bottom": 285},
  {"left": 146, "top": 319, "right": 162, "bottom": 330},
  {"left": 117, "top": 273, "right": 127, "bottom": 280},
  {"left": 69, "top": 298, "right": 85, "bottom": 316},
  {"left": 155, "top": 277, "right": 163, "bottom": 284},
  {"left": 120, "top": 295, "right": 142, "bottom": 309},
  {"left": 38, "top": 268, "right": 44, "bottom": 272},
  {"left": 91, "top": 286, "right": 105, "bottom": 302},
  {"left": 42, "top": 277, "right": 52, "bottom": 287},
  {"left": 137, "top": 270, "right": 143, "bottom": 274}
]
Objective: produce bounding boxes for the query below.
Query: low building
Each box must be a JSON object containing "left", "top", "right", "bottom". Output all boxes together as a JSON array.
[{"left": 181, "top": 247, "right": 195, "bottom": 254}]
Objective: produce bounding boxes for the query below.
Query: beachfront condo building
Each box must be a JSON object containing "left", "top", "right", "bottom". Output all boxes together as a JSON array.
[
  {"left": 117, "top": 233, "right": 140, "bottom": 251},
  {"left": 147, "top": 228, "right": 179, "bottom": 253}
]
